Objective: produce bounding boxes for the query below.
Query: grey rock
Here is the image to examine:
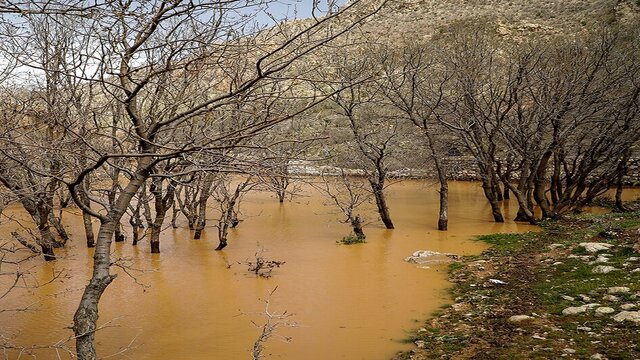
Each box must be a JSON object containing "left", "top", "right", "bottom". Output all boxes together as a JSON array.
[
  {"left": 508, "top": 315, "right": 534, "bottom": 323},
  {"left": 578, "top": 294, "right": 592, "bottom": 301},
  {"left": 595, "top": 307, "right": 615, "bottom": 316},
  {"left": 405, "top": 250, "right": 458, "bottom": 264},
  {"left": 561, "top": 295, "right": 575, "bottom": 301},
  {"left": 620, "top": 303, "right": 637, "bottom": 310},
  {"left": 592, "top": 265, "right": 617, "bottom": 274},
  {"left": 579, "top": 242, "right": 613, "bottom": 253},
  {"left": 612, "top": 311, "right": 640, "bottom": 324},
  {"left": 562, "top": 306, "right": 587, "bottom": 315},
  {"left": 607, "top": 286, "right": 630, "bottom": 294},
  {"left": 602, "top": 295, "right": 620, "bottom": 302}
]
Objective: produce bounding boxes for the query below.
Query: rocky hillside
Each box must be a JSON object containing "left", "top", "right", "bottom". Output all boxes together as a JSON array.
[{"left": 356, "top": 0, "right": 639, "bottom": 40}]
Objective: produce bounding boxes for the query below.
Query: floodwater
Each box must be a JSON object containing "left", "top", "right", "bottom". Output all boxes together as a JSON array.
[{"left": 1, "top": 181, "right": 636, "bottom": 359}]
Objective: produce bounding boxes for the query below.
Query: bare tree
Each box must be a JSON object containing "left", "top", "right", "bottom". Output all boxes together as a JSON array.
[
  {"left": 316, "top": 170, "right": 371, "bottom": 240},
  {"left": 377, "top": 40, "right": 456, "bottom": 229}
]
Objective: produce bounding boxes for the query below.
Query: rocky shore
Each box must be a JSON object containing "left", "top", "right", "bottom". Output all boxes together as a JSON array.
[{"left": 394, "top": 204, "right": 640, "bottom": 359}]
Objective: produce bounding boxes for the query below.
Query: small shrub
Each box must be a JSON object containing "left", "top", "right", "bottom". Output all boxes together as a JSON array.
[{"left": 337, "top": 234, "right": 366, "bottom": 245}]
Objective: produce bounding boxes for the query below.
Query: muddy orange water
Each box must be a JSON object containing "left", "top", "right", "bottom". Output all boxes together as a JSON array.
[{"left": 1, "top": 181, "right": 637, "bottom": 359}]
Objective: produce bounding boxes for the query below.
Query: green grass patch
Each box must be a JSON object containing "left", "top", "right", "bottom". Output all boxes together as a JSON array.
[
  {"left": 336, "top": 234, "right": 366, "bottom": 245},
  {"left": 476, "top": 232, "right": 534, "bottom": 253},
  {"left": 448, "top": 261, "right": 464, "bottom": 272}
]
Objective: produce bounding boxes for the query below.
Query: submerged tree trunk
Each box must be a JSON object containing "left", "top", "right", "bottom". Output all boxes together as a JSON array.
[
  {"left": 73, "top": 220, "right": 118, "bottom": 359},
  {"left": 82, "top": 212, "right": 95, "bottom": 248},
  {"left": 615, "top": 179, "right": 626, "bottom": 212},
  {"left": 533, "top": 152, "right": 555, "bottom": 219},
  {"left": 615, "top": 151, "right": 630, "bottom": 212},
  {"left": 215, "top": 179, "right": 248, "bottom": 250},
  {"left": 72, "top": 160, "right": 150, "bottom": 360},
  {"left": 426, "top": 133, "right": 448, "bottom": 231},
  {"left": 351, "top": 215, "right": 365, "bottom": 239},
  {"left": 438, "top": 180, "right": 449, "bottom": 231},
  {"left": 481, "top": 176, "right": 504, "bottom": 222},
  {"left": 114, "top": 224, "right": 125, "bottom": 242},
  {"left": 370, "top": 181, "right": 394, "bottom": 229},
  {"left": 504, "top": 181, "right": 537, "bottom": 225},
  {"left": 194, "top": 173, "right": 215, "bottom": 240},
  {"left": 38, "top": 227, "right": 57, "bottom": 261},
  {"left": 149, "top": 177, "right": 177, "bottom": 254},
  {"left": 129, "top": 201, "right": 143, "bottom": 246},
  {"left": 48, "top": 211, "right": 69, "bottom": 245}
]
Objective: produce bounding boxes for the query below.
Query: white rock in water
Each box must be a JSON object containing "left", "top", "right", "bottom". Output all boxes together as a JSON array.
[
  {"left": 562, "top": 306, "right": 587, "bottom": 315},
  {"left": 612, "top": 311, "right": 640, "bottom": 324},
  {"left": 508, "top": 315, "right": 534, "bottom": 323},
  {"left": 595, "top": 307, "right": 615, "bottom": 316},
  {"left": 620, "top": 303, "right": 637, "bottom": 310},
  {"left": 607, "top": 286, "right": 630, "bottom": 294},
  {"left": 592, "top": 265, "right": 617, "bottom": 274},
  {"left": 579, "top": 242, "right": 613, "bottom": 253},
  {"left": 404, "top": 250, "right": 458, "bottom": 264}
]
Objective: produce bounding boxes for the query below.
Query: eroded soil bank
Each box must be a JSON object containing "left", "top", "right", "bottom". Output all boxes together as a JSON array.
[{"left": 396, "top": 203, "right": 640, "bottom": 360}]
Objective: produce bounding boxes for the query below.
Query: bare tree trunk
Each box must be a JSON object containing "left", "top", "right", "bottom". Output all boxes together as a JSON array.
[
  {"left": 351, "top": 215, "right": 365, "bottom": 239},
  {"left": 481, "top": 177, "right": 504, "bottom": 222},
  {"left": 73, "top": 220, "right": 117, "bottom": 359},
  {"left": 114, "top": 224, "right": 125, "bottom": 242},
  {"left": 73, "top": 162, "right": 149, "bottom": 360},
  {"left": 82, "top": 212, "right": 95, "bottom": 248},
  {"left": 426, "top": 133, "right": 448, "bottom": 230},
  {"left": 170, "top": 201, "right": 180, "bottom": 228},
  {"left": 149, "top": 224, "right": 161, "bottom": 253},
  {"left": 493, "top": 176, "right": 503, "bottom": 202},
  {"left": 503, "top": 181, "right": 537, "bottom": 225},
  {"left": 533, "top": 152, "right": 554, "bottom": 219},
  {"left": 38, "top": 226, "right": 57, "bottom": 261},
  {"left": 438, "top": 180, "right": 449, "bottom": 231},
  {"left": 48, "top": 211, "right": 69, "bottom": 245},
  {"left": 615, "top": 179, "right": 626, "bottom": 212},
  {"left": 149, "top": 177, "right": 177, "bottom": 253},
  {"left": 194, "top": 173, "right": 215, "bottom": 239},
  {"left": 215, "top": 180, "right": 246, "bottom": 250},
  {"left": 370, "top": 181, "right": 394, "bottom": 229}
]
